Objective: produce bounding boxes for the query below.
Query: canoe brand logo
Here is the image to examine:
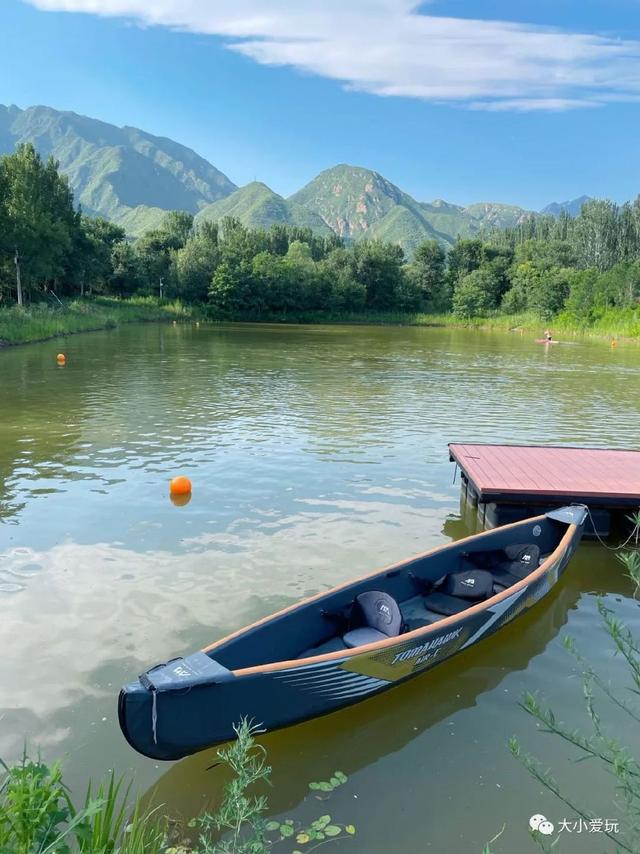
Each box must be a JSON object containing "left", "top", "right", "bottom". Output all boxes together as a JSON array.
[
  {"left": 391, "top": 627, "right": 463, "bottom": 665},
  {"left": 461, "top": 577, "right": 476, "bottom": 587},
  {"left": 529, "top": 814, "right": 554, "bottom": 835},
  {"left": 174, "top": 665, "right": 192, "bottom": 678},
  {"left": 376, "top": 599, "right": 393, "bottom": 624},
  {"left": 533, "top": 525, "right": 542, "bottom": 537}
]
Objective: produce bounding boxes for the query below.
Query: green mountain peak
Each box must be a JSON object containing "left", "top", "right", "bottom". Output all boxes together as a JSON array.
[
  {"left": 0, "top": 103, "right": 237, "bottom": 235},
  {"left": 195, "top": 181, "right": 332, "bottom": 234},
  {"left": 0, "top": 104, "right": 539, "bottom": 251}
]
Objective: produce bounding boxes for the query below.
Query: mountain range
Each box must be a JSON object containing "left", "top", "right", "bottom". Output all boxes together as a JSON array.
[
  {"left": 0, "top": 104, "right": 592, "bottom": 255},
  {"left": 540, "top": 196, "right": 592, "bottom": 218}
]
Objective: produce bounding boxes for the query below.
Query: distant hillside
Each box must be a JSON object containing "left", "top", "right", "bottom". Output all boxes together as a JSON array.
[
  {"left": 419, "top": 199, "right": 532, "bottom": 239},
  {"left": 195, "top": 181, "right": 333, "bottom": 234},
  {"left": 288, "top": 164, "right": 453, "bottom": 256},
  {"left": 541, "top": 196, "right": 592, "bottom": 218},
  {"left": 0, "top": 103, "right": 573, "bottom": 253},
  {"left": 417, "top": 200, "right": 474, "bottom": 241},
  {"left": 0, "top": 104, "right": 237, "bottom": 234},
  {"left": 463, "top": 202, "right": 532, "bottom": 230}
]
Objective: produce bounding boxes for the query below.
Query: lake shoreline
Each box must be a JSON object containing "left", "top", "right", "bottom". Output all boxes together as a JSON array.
[
  {"left": 1, "top": 299, "right": 637, "bottom": 348},
  {"left": 0, "top": 297, "right": 192, "bottom": 348},
  {"left": 206, "top": 308, "right": 638, "bottom": 343}
]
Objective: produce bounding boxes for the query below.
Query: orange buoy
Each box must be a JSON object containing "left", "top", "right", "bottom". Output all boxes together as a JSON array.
[
  {"left": 170, "top": 492, "right": 192, "bottom": 507},
  {"left": 611, "top": 338, "right": 618, "bottom": 348},
  {"left": 170, "top": 475, "right": 192, "bottom": 497},
  {"left": 56, "top": 353, "right": 66, "bottom": 365}
]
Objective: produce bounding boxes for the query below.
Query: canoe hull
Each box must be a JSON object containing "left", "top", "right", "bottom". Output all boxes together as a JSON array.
[{"left": 119, "top": 517, "right": 582, "bottom": 760}]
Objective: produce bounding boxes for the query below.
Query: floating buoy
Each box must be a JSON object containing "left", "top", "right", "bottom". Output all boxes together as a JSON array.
[
  {"left": 170, "top": 475, "right": 192, "bottom": 497},
  {"left": 170, "top": 492, "right": 192, "bottom": 507},
  {"left": 611, "top": 338, "right": 618, "bottom": 348},
  {"left": 56, "top": 353, "right": 66, "bottom": 365}
]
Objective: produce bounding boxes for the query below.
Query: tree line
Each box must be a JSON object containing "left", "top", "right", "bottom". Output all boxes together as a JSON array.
[{"left": 1, "top": 143, "right": 639, "bottom": 323}]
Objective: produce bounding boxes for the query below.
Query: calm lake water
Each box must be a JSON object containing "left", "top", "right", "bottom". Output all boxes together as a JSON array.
[{"left": 1, "top": 322, "right": 640, "bottom": 853}]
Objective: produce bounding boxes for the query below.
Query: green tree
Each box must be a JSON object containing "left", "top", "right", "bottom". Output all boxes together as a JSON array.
[
  {"left": 481, "top": 244, "right": 514, "bottom": 306},
  {"left": 174, "top": 221, "right": 220, "bottom": 302},
  {"left": 134, "top": 231, "right": 175, "bottom": 297},
  {"left": 251, "top": 251, "right": 284, "bottom": 313},
  {"left": 618, "top": 198, "right": 640, "bottom": 262},
  {"left": 596, "top": 261, "right": 640, "bottom": 310},
  {"left": 528, "top": 267, "right": 572, "bottom": 319},
  {"left": 410, "top": 240, "right": 447, "bottom": 309},
  {"left": 562, "top": 268, "right": 600, "bottom": 322},
  {"left": 352, "top": 240, "right": 404, "bottom": 309},
  {"left": 161, "top": 210, "right": 194, "bottom": 248},
  {"left": 514, "top": 238, "right": 576, "bottom": 270},
  {"left": 1, "top": 143, "right": 77, "bottom": 304},
  {"left": 209, "top": 259, "right": 255, "bottom": 313},
  {"left": 452, "top": 270, "right": 494, "bottom": 318},
  {"left": 283, "top": 240, "right": 327, "bottom": 310},
  {"left": 319, "top": 248, "right": 366, "bottom": 311},
  {"left": 0, "top": 165, "right": 12, "bottom": 301},
  {"left": 71, "top": 216, "right": 125, "bottom": 296},
  {"left": 447, "top": 238, "right": 483, "bottom": 285},
  {"left": 504, "top": 261, "right": 572, "bottom": 319},
  {"left": 574, "top": 200, "right": 619, "bottom": 272},
  {"left": 110, "top": 242, "right": 142, "bottom": 297}
]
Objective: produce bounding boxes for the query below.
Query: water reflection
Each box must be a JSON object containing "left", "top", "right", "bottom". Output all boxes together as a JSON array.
[
  {"left": 1, "top": 323, "right": 639, "bottom": 851},
  {"left": 147, "top": 543, "right": 633, "bottom": 853},
  {"left": 149, "top": 576, "right": 580, "bottom": 818}
]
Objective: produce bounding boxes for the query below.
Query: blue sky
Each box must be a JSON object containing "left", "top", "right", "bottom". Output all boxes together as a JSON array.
[{"left": 1, "top": 0, "right": 639, "bottom": 209}]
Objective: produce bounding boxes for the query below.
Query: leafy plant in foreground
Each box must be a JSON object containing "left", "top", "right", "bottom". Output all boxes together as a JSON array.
[
  {"left": 0, "top": 752, "right": 102, "bottom": 854},
  {"left": 192, "top": 720, "right": 357, "bottom": 853},
  {"left": 195, "top": 720, "right": 271, "bottom": 854},
  {"left": 509, "top": 549, "right": 640, "bottom": 852},
  {"left": 1, "top": 721, "right": 356, "bottom": 853}
]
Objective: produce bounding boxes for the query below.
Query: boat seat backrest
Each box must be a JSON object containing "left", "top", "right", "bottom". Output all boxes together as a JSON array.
[
  {"left": 442, "top": 568, "right": 493, "bottom": 601},
  {"left": 502, "top": 544, "right": 541, "bottom": 578},
  {"left": 351, "top": 590, "right": 404, "bottom": 638}
]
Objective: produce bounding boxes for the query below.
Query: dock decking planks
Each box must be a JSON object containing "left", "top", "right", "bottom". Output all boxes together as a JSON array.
[{"left": 449, "top": 443, "right": 640, "bottom": 504}]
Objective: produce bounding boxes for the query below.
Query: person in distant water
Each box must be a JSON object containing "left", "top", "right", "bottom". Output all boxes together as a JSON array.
[{"left": 544, "top": 329, "right": 553, "bottom": 342}]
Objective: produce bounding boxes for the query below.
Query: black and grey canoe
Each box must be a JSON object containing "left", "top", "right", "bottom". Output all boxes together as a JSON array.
[{"left": 118, "top": 505, "right": 587, "bottom": 760}]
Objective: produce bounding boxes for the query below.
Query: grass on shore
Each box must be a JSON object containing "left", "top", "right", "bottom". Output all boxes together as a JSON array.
[
  {"left": 0, "top": 297, "right": 193, "bottom": 346},
  {"left": 1, "top": 721, "right": 357, "bottom": 853},
  {"left": 1, "top": 298, "right": 638, "bottom": 347},
  {"left": 209, "top": 307, "right": 639, "bottom": 340}
]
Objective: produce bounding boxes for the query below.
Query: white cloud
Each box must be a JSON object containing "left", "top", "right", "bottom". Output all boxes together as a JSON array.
[{"left": 24, "top": 0, "right": 640, "bottom": 110}]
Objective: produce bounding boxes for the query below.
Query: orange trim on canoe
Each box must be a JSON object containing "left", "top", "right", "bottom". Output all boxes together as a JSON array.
[{"left": 201, "top": 517, "right": 577, "bottom": 677}]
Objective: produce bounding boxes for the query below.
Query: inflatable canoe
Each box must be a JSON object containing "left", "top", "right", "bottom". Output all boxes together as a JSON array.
[{"left": 118, "top": 505, "right": 587, "bottom": 760}]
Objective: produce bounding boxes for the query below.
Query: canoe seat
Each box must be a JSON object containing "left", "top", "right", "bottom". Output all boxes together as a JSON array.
[
  {"left": 441, "top": 567, "right": 494, "bottom": 599},
  {"left": 423, "top": 591, "right": 472, "bottom": 617},
  {"left": 424, "top": 568, "right": 494, "bottom": 617},
  {"left": 469, "top": 544, "right": 541, "bottom": 592},
  {"left": 297, "top": 636, "right": 347, "bottom": 660},
  {"left": 343, "top": 627, "right": 388, "bottom": 648},
  {"left": 342, "top": 590, "right": 404, "bottom": 648}
]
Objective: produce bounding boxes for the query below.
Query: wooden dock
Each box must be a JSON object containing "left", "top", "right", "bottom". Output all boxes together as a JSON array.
[{"left": 449, "top": 443, "right": 640, "bottom": 535}]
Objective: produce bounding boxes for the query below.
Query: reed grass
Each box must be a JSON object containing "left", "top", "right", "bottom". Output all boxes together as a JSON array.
[
  {"left": 206, "top": 307, "right": 639, "bottom": 341},
  {"left": 1, "top": 720, "right": 356, "bottom": 853},
  {"left": 0, "top": 297, "right": 193, "bottom": 347},
  {"left": 1, "top": 298, "right": 637, "bottom": 347},
  {"left": 508, "top": 547, "right": 640, "bottom": 852}
]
